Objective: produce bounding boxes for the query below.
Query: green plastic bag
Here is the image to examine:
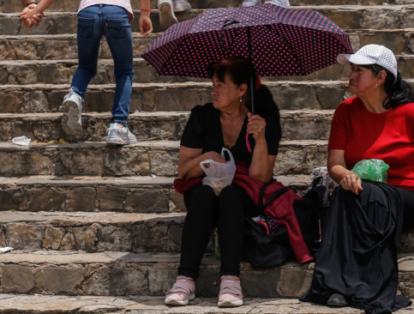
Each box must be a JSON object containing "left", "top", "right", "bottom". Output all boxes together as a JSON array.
[{"left": 351, "top": 159, "right": 389, "bottom": 183}]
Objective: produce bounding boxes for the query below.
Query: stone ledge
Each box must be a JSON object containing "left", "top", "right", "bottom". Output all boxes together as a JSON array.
[
  {"left": 0, "top": 295, "right": 377, "bottom": 314},
  {"left": 0, "top": 211, "right": 187, "bottom": 253},
  {"left": 1, "top": 29, "right": 414, "bottom": 60},
  {"left": 1, "top": 55, "right": 413, "bottom": 85},
  {"left": 0, "top": 251, "right": 314, "bottom": 297},
  {"left": 2, "top": 6, "right": 414, "bottom": 35},
  {"left": 0, "top": 110, "right": 335, "bottom": 142},
  {"left": 1, "top": 80, "right": 414, "bottom": 114},
  {"left": 0, "top": 81, "right": 350, "bottom": 113},
  {"left": 0, "top": 251, "right": 413, "bottom": 299},
  {"left": 0, "top": 140, "right": 328, "bottom": 177},
  {"left": 0, "top": 0, "right": 405, "bottom": 13},
  {"left": 0, "top": 174, "right": 310, "bottom": 212}
]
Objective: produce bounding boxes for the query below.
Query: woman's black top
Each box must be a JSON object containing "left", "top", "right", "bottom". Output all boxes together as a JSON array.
[{"left": 180, "top": 103, "right": 281, "bottom": 164}]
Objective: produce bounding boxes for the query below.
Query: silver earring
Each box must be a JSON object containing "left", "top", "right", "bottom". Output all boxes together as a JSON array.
[
  {"left": 375, "top": 83, "right": 378, "bottom": 88},
  {"left": 240, "top": 97, "right": 243, "bottom": 103}
]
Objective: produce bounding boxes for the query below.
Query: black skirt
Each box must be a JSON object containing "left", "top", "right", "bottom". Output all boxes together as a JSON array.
[{"left": 301, "top": 180, "right": 412, "bottom": 314}]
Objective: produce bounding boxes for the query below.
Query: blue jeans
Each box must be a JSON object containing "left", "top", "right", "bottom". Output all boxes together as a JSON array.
[{"left": 72, "top": 5, "right": 134, "bottom": 126}]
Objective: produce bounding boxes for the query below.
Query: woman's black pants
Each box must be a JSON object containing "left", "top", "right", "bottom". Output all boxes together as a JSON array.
[{"left": 178, "top": 184, "right": 255, "bottom": 280}]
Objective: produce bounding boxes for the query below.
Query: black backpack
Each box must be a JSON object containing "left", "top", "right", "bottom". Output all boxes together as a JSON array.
[{"left": 242, "top": 185, "right": 294, "bottom": 268}]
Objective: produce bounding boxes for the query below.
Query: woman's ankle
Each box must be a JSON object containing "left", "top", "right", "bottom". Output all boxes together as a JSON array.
[{"left": 220, "top": 275, "right": 240, "bottom": 281}]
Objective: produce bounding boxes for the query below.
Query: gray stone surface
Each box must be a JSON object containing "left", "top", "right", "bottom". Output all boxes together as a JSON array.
[
  {"left": 0, "top": 251, "right": 412, "bottom": 299},
  {"left": 0, "top": 175, "right": 310, "bottom": 212},
  {"left": 0, "top": 81, "right": 362, "bottom": 114},
  {"left": 0, "top": 211, "right": 186, "bottom": 253},
  {"left": 2, "top": 6, "right": 414, "bottom": 35},
  {"left": 0, "top": 110, "right": 335, "bottom": 143},
  {"left": 0, "top": 141, "right": 327, "bottom": 176},
  {"left": 1, "top": 30, "right": 414, "bottom": 61}
]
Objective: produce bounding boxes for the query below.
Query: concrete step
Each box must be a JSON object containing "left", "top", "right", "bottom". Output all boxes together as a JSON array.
[
  {"left": 0, "top": 211, "right": 186, "bottom": 252},
  {"left": 0, "top": 295, "right": 393, "bottom": 314},
  {"left": 0, "top": 81, "right": 363, "bottom": 114},
  {"left": 1, "top": 29, "right": 413, "bottom": 61},
  {"left": 0, "top": 250, "right": 314, "bottom": 298},
  {"left": 2, "top": 55, "right": 414, "bottom": 85},
  {"left": 1, "top": 209, "right": 414, "bottom": 254},
  {"left": 0, "top": 110, "right": 334, "bottom": 143},
  {"left": 0, "top": 175, "right": 310, "bottom": 212},
  {"left": 0, "top": 250, "right": 412, "bottom": 300},
  {"left": 0, "top": 0, "right": 408, "bottom": 14},
  {"left": 1, "top": 252, "right": 414, "bottom": 299},
  {"left": 3, "top": 6, "right": 414, "bottom": 35},
  {"left": 0, "top": 140, "right": 327, "bottom": 177}
]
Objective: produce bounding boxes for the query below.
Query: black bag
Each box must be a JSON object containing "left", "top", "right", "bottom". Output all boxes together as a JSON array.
[
  {"left": 293, "top": 177, "right": 329, "bottom": 257},
  {"left": 241, "top": 185, "right": 294, "bottom": 268}
]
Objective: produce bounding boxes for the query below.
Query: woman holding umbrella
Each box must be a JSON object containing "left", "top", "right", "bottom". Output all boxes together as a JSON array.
[{"left": 164, "top": 56, "right": 282, "bottom": 307}]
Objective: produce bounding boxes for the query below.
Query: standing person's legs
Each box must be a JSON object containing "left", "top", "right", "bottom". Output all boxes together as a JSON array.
[
  {"left": 397, "top": 188, "right": 414, "bottom": 231},
  {"left": 61, "top": 5, "right": 102, "bottom": 136},
  {"left": 102, "top": 5, "right": 137, "bottom": 145},
  {"left": 165, "top": 184, "right": 218, "bottom": 305},
  {"left": 216, "top": 184, "right": 254, "bottom": 307}
]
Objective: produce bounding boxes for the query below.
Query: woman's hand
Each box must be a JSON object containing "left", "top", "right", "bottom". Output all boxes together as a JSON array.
[
  {"left": 203, "top": 151, "right": 226, "bottom": 163},
  {"left": 340, "top": 172, "right": 364, "bottom": 194},
  {"left": 247, "top": 113, "right": 266, "bottom": 141},
  {"left": 139, "top": 12, "right": 153, "bottom": 35}
]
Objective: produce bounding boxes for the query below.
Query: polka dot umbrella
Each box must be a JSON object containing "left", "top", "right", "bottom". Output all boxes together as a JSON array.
[{"left": 142, "top": 3, "right": 353, "bottom": 112}]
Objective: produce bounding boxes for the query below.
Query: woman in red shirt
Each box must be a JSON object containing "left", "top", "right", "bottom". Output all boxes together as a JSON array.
[
  {"left": 328, "top": 45, "right": 414, "bottom": 226},
  {"left": 301, "top": 44, "right": 414, "bottom": 313}
]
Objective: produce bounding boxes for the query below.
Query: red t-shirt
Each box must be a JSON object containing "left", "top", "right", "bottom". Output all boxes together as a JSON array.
[{"left": 328, "top": 96, "right": 414, "bottom": 192}]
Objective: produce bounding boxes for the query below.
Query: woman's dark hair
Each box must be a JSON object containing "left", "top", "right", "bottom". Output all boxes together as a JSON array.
[
  {"left": 208, "top": 56, "right": 282, "bottom": 143},
  {"left": 362, "top": 64, "right": 414, "bottom": 109}
]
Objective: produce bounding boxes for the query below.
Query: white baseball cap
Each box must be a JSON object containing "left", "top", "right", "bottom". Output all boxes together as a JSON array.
[{"left": 337, "top": 44, "right": 398, "bottom": 82}]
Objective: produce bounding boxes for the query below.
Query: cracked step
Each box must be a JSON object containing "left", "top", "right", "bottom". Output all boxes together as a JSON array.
[
  {"left": 0, "top": 140, "right": 328, "bottom": 177},
  {"left": 1, "top": 55, "right": 414, "bottom": 85},
  {"left": 0, "top": 250, "right": 314, "bottom": 298},
  {"left": 0, "top": 175, "right": 311, "bottom": 212},
  {"left": 0, "top": 110, "right": 334, "bottom": 142},
  {"left": 0, "top": 211, "right": 186, "bottom": 253},
  {"left": 2, "top": 6, "right": 414, "bottom": 35},
  {"left": 0, "top": 80, "right": 392, "bottom": 114},
  {"left": 1, "top": 29, "right": 414, "bottom": 61}
]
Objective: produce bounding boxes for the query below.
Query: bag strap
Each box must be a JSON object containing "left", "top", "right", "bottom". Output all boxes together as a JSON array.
[{"left": 258, "top": 184, "right": 291, "bottom": 211}]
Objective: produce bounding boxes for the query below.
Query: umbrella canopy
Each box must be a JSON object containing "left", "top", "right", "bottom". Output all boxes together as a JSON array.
[{"left": 142, "top": 3, "right": 353, "bottom": 78}]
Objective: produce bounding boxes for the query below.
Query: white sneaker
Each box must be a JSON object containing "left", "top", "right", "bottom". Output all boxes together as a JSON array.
[
  {"left": 60, "top": 88, "right": 83, "bottom": 137},
  {"left": 106, "top": 123, "right": 138, "bottom": 145},
  {"left": 265, "top": 0, "right": 290, "bottom": 7},
  {"left": 173, "top": 0, "right": 191, "bottom": 12},
  {"left": 158, "top": 0, "right": 178, "bottom": 30},
  {"left": 242, "top": 0, "right": 261, "bottom": 7}
]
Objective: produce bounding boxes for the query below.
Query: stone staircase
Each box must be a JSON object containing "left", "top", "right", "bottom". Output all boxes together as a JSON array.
[{"left": 1, "top": 0, "right": 414, "bottom": 313}]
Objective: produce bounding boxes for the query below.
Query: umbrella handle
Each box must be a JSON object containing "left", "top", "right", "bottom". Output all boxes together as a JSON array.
[
  {"left": 246, "top": 132, "right": 252, "bottom": 153},
  {"left": 250, "top": 74, "right": 255, "bottom": 115}
]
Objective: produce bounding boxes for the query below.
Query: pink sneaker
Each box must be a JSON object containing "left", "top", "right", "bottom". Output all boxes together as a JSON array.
[
  {"left": 218, "top": 276, "right": 244, "bottom": 307},
  {"left": 165, "top": 276, "right": 195, "bottom": 306}
]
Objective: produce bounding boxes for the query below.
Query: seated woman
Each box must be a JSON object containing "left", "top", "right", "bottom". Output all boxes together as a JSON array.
[
  {"left": 164, "top": 56, "right": 282, "bottom": 307},
  {"left": 301, "top": 44, "right": 414, "bottom": 313}
]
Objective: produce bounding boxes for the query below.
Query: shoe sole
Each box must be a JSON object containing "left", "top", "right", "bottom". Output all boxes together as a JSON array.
[
  {"left": 327, "top": 300, "right": 348, "bottom": 307},
  {"left": 165, "top": 293, "right": 195, "bottom": 306},
  {"left": 218, "top": 299, "right": 244, "bottom": 307},
  {"left": 61, "top": 101, "right": 83, "bottom": 137},
  {"left": 174, "top": 2, "right": 191, "bottom": 12},
  {"left": 159, "top": 2, "right": 178, "bottom": 29}
]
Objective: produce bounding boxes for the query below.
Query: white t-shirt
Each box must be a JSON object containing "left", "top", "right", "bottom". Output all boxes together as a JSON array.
[{"left": 78, "top": 0, "right": 134, "bottom": 22}]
